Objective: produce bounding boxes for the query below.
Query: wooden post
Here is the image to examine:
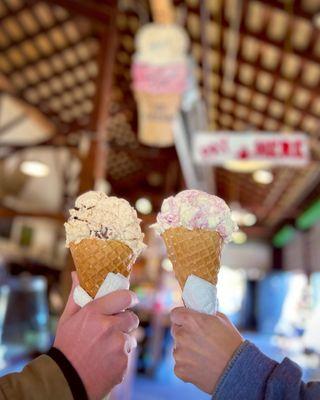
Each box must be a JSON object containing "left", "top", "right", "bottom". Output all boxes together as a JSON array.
[
  {"left": 59, "top": 1, "right": 118, "bottom": 301},
  {"left": 79, "top": 21, "right": 118, "bottom": 192}
]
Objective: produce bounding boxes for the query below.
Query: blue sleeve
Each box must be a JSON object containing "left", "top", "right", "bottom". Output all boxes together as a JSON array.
[{"left": 212, "top": 340, "right": 320, "bottom": 400}]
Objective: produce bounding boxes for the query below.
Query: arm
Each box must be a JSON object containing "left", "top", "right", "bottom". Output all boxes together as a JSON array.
[
  {"left": 170, "top": 308, "right": 320, "bottom": 400},
  {"left": 214, "top": 340, "right": 320, "bottom": 400},
  {"left": 0, "top": 272, "right": 139, "bottom": 400},
  {"left": 0, "top": 354, "right": 74, "bottom": 400}
]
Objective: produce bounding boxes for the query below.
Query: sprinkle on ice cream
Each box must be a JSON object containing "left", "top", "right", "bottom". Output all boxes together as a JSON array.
[
  {"left": 152, "top": 190, "right": 238, "bottom": 243},
  {"left": 65, "top": 191, "right": 146, "bottom": 260}
]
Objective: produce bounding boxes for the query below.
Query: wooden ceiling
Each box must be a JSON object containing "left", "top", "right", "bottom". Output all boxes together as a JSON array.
[{"left": 0, "top": 0, "right": 319, "bottom": 240}]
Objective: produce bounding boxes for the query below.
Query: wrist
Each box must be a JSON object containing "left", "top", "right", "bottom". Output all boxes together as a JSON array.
[
  {"left": 213, "top": 340, "right": 278, "bottom": 399},
  {"left": 47, "top": 347, "right": 88, "bottom": 400}
]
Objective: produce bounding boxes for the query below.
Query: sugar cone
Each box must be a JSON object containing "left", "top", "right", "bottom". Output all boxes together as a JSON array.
[
  {"left": 70, "top": 238, "right": 134, "bottom": 298},
  {"left": 134, "top": 91, "right": 181, "bottom": 147},
  {"left": 162, "top": 227, "right": 223, "bottom": 290}
]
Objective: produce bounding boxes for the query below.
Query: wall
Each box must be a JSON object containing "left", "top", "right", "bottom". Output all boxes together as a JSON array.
[{"left": 221, "top": 240, "right": 272, "bottom": 278}]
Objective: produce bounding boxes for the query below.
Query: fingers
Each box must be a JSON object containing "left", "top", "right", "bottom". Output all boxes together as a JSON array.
[
  {"left": 170, "top": 307, "right": 205, "bottom": 328},
  {"left": 216, "top": 311, "right": 229, "bottom": 321},
  {"left": 174, "top": 364, "right": 188, "bottom": 383},
  {"left": 90, "top": 290, "right": 138, "bottom": 315},
  {"left": 111, "top": 311, "right": 139, "bottom": 333},
  {"left": 71, "top": 271, "right": 79, "bottom": 286},
  {"left": 171, "top": 323, "right": 182, "bottom": 340},
  {"left": 170, "top": 307, "right": 189, "bottom": 326},
  {"left": 60, "top": 272, "right": 81, "bottom": 321},
  {"left": 171, "top": 307, "right": 225, "bottom": 329},
  {"left": 112, "top": 331, "right": 137, "bottom": 355}
]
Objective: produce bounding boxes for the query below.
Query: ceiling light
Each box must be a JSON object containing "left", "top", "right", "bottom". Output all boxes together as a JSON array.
[
  {"left": 230, "top": 202, "right": 257, "bottom": 227},
  {"left": 242, "top": 212, "right": 257, "bottom": 227},
  {"left": 94, "top": 178, "right": 111, "bottom": 194},
  {"left": 253, "top": 169, "right": 273, "bottom": 184},
  {"left": 20, "top": 161, "right": 50, "bottom": 177},
  {"left": 232, "top": 230, "right": 247, "bottom": 244},
  {"left": 135, "top": 197, "right": 152, "bottom": 215},
  {"left": 161, "top": 258, "right": 173, "bottom": 272},
  {"left": 224, "top": 160, "right": 271, "bottom": 173}
]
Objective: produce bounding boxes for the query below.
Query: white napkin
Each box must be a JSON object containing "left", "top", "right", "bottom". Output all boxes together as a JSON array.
[
  {"left": 182, "top": 274, "right": 218, "bottom": 315},
  {"left": 73, "top": 272, "right": 130, "bottom": 307}
]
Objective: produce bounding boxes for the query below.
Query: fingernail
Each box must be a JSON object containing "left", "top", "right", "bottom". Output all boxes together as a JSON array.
[{"left": 130, "top": 293, "right": 139, "bottom": 307}]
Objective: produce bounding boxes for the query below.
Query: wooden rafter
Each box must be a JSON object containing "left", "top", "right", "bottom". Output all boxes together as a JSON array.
[
  {"left": 266, "top": 164, "right": 320, "bottom": 226},
  {"left": 0, "top": 206, "right": 64, "bottom": 221},
  {"left": 254, "top": 0, "right": 320, "bottom": 21},
  {"left": 0, "top": 15, "right": 74, "bottom": 54},
  {"left": 0, "top": 113, "right": 27, "bottom": 136},
  {"left": 0, "top": 0, "right": 38, "bottom": 24},
  {"left": 79, "top": 14, "right": 118, "bottom": 192},
  {"left": 212, "top": 6, "right": 320, "bottom": 65},
  {"left": 46, "top": 0, "right": 116, "bottom": 24}
]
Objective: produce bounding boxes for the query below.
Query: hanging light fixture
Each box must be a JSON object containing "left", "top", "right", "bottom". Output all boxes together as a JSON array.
[
  {"left": 224, "top": 160, "right": 271, "bottom": 173},
  {"left": 232, "top": 230, "right": 247, "bottom": 244},
  {"left": 135, "top": 197, "right": 153, "bottom": 215},
  {"left": 230, "top": 202, "right": 257, "bottom": 227},
  {"left": 20, "top": 161, "right": 50, "bottom": 177},
  {"left": 253, "top": 169, "right": 273, "bottom": 184}
]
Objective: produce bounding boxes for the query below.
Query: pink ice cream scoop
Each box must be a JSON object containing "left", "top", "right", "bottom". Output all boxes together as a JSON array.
[{"left": 152, "top": 190, "right": 238, "bottom": 243}]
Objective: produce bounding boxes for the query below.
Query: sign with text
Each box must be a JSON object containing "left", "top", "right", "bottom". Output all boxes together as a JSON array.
[{"left": 193, "top": 132, "right": 309, "bottom": 166}]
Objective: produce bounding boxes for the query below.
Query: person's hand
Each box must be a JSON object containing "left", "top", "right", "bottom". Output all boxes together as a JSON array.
[
  {"left": 54, "top": 272, "right": 139, "bottom": 400},
  {"left": 170, "top": 307, "right": 244, "bottom": 394}
]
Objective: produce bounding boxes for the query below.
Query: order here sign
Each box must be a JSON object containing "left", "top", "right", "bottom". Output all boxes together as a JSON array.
[{"left": 193, "top": 132, "right": 309, "bottom": 166}]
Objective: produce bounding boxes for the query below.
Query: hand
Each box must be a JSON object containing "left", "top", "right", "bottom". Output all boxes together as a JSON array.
[
  {"left": 54, "top": 272, "right": 139, "bottom": 400},
  {"left": 170, "top": 308, "right": 244, "bottom": 394}
]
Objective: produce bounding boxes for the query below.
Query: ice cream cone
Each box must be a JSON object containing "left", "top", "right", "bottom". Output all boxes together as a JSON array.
[
  {"left": 70, "top": 238, "right": 134, "bottom": 298},
  {"left": 162, "top": 227, "right": 223, "bottom": 290},
  {"left": 134, "top": 91, "right": 181, "bottom": 147}
]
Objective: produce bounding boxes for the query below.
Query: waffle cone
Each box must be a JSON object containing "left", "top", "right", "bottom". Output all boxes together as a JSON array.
[
  {"left": 162, "top": 227, "right": 223, "bottom": 290},
  {"left": 70, "top": 238, "right": 134, "bottom": 298}
]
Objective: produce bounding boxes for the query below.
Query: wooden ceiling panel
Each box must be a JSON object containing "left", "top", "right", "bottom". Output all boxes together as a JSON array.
[{"left": 1, "top": 0, "right": 319, "bottom": 235}]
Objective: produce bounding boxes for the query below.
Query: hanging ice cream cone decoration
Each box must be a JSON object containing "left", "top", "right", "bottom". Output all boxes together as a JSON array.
[
  {"left": 131, "top": 0, "right": 189, "bottom": 147},
  {"left": 149, "top": 0, "right": 175, "bottom": 24}
]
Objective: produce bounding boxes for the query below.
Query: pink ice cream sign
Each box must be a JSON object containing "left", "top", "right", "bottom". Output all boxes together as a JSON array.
[{"left": 193, "top": 132, "right": 309, "bottom": 166}]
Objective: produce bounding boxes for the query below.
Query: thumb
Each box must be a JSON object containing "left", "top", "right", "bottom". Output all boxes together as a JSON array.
[{"left": 60, "top": 271, "right": 80, "bottom": 323}]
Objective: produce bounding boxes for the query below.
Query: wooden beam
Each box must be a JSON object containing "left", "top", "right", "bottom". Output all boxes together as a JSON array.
[
  {"left": 253, "top": 0, "right": 319, "bottom": 21},
  {"left": 0, "top": 114, "right": 27, "bottom": 136},
  {"left": 47, "top": 0, "right": 117, "bottom": 24},
  {"left": 79, "top": 18, "right": 118, "bottom": 192},
  {"left": 0, "top": 206, "right": 65, "bottom": 221},
  {"left": 267, "top": 163, "right": 320, "bottom": 226}
]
